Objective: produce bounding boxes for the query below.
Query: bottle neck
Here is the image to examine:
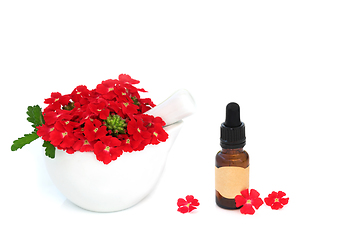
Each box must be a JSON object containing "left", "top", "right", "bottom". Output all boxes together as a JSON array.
[{"left": 221, "top": 148, "right": 244, "bottom": 154}]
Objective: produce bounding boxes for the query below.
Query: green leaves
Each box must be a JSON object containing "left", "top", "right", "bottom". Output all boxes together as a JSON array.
[
  {"left": 43, "top": 141, "right": 56, "bottom": 158},
  {"left": 11, "top": 105, "right": 56, "bottom": 158},
  {"left": 11, "top": 131, "right": 39, "bottom": 151},
  {"left": 26, "top": 105, "right": 44, "bottom": 128}
]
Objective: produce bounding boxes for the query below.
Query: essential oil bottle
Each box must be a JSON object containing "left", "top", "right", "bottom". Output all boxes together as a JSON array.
[{"left": 215, "top": 102, "right": 249, "bottom": 209}]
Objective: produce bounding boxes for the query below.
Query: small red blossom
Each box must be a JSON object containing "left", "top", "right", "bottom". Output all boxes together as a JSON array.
[
  {"left": 127, "top": 117, "right": 151, "bottom": 141},
  {"left": 84, "top": 119, "right": 107, "bottom": 141},
  {"left": 119, "top": 136, "right": 140, "bottom": 153},
  {"left": 43, "top": 110, "right": 72, "bottom": 125},
  {"left": 118, "top": 74, "right": 140, "bottom": 85},
  {"left": 264, "top": 191, "right": 289, "bottom": 210},
  {"left": 89, "top": 100, "right": 110, "bottom": 120},
  {"left": 107, "top": 101, "right": 124, "bottom": 116},
  {"left": 44, "top": 92, "right": 71, "bottom": 112},
  {"left": 71, "top": 85, "right": 90, "bottom": 102},
  {"left": 121, "top": 101, "right": 139, "bottom": 117},
  {"left": 139, "top": 98, "right": 155, "bottom": 109},
  {"left": 73, "top": 132, "right": 95, "bottom": 152},
  {"left": 177, "top": 195, "right": 200, "bottom": 214},
  {"left": 149, "top": 124, "right": 168, "bottom": 145},
  {"left": 94, "top": 136, "right": 123, "bottom": 164},
  {"left": 96, "top": 79, "right": 119, "bottom": 100},
  {"left": 235, "top": 189, "right": 264, "bottom": 215},
  {"left": 36, "top": 124, "right": 54, "bottom": 141},
  {"left": 49, "top": 121, "right": 77, "bottom": 149}
]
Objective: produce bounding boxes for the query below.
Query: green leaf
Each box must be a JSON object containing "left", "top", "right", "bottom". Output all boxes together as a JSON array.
[
  {"left": 27, "top": 105, "right": 45, "bottom": 129},
  {"left": 42, "top": 141, "right": 56, "bottom": 159},
  {"left": 11, "top": 131, "right": 39, "bottom": 151}
]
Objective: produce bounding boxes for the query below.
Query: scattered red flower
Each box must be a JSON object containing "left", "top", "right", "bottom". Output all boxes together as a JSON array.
[
  {"left": 235, "top": 189, "right": 264, "bottom": 215},
  {"left": 177, "top": 195, "right": 200, "bottom": 214},
  {"left": 36, "top": 74, "right": 168, "bottom": 164},
  {"left": 264, "top": 191, "right": 289, "bottom": 210}
]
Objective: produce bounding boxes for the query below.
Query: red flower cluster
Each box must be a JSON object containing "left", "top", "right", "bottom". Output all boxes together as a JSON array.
[{"left": 36, "top": 74, "right": 168, "bottom": 164}]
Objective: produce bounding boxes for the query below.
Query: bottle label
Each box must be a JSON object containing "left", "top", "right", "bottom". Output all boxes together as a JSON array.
[{"left": 215, "top": 166, "right": 249, "bottom": 199}]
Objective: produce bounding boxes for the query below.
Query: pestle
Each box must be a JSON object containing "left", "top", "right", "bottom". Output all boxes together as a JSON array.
[{"left": 145, "top": 89, "right": 196, "bottom": 126}]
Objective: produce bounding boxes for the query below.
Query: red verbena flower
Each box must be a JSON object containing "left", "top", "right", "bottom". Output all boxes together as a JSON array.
[
  {"left": 96, "top": 79, "right": 119, "bottom": 100},
  {"left": 264, "top": 191, "right": 289, "bottom": 210},
  {"left": 71, "top": 85, "right": 90, "bottom": 102},
  {"left": 94, "top": 136, "right": 123, "bottom": 164},
  {"left": 83, "top": 119, "right": 107, "bottom": 141},
  {"left": 36, "top": 124, "right": 54, "bottom": 141},
  {"left": 120, "top": 101, "right": 139, "bottom": 117},
  {"left": 140, "top": 98, "right": 155, "bottom": 107},
  {"left": 149, "top": 124, "right": 168, "bottom": 145},
  {"left": 89, "top": 100, "right": 110, "bottom": 120},
  {"left": 44, "top": 92, "right": 71, "bottom": 112},
  {"left": 43, "top": 110, "right": 72, "bottom": 125},
  {"left": 235, "top": 189, "right": 264, "bottom": 215},
  {"left": 73, "top": 132, "right": 95, "bottom": 152},
  {"left": 177, "top": 195, "right": 200, "bottom": 214},
  {"left": 118, "top": 74, "right": 140, "bottom": 85},
  {"left": 119, "top": 136, "right": 140, "bottom": 153},
  {"left": 127, "top": 117, "right": 151, "bottom": 141},
  {"left": 49, "top": 121, "right": 77, "bottom": 149}
]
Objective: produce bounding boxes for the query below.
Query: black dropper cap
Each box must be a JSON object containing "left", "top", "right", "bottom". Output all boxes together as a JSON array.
[{"left": 220, "top": 102, "right": 246, "bottom": 149}]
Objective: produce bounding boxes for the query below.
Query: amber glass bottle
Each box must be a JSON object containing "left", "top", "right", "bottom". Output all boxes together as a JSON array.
[{"left": 215, "top": 102, "right": 249, "bottom": 209}]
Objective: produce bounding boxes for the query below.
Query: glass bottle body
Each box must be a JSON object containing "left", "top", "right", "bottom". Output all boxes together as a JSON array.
[{"left": 215, "top": 148, "right": 249, "bottom": 209}]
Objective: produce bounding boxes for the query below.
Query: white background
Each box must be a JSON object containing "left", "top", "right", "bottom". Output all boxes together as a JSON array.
[{"left": 1, "top": 0, "right": 360, "bottom": 239}]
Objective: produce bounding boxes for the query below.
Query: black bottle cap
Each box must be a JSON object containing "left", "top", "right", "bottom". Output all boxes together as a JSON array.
[{"left": 220, "top": 102, "right": 246, "bottom": 149}]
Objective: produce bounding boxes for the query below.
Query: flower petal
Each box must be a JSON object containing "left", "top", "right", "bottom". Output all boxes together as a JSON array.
[
  {"left": 279, "top": 197, "right": 289, "bottom": 205},
  {"left": 252, "top": 197, "right": 264, "bottom": 210},
  {"left": 188, "top": 205, "right": 197, "bottom": 212},
  {"left": 264, "top": 196, "right": 274, "bottom": 206},
  {"left": 277, "top": 191, "right": 287, "bottom": 198},
  {"left": 240, "top": 204, "right": 255, "bottom": 215},
  {"left": 235, "top": 195, "right": 246, "bottom": 207},
  {"left": 271, "top": 202, "right": 283, "bottom": 210},
  {"left": 185, "top": 195, "right": 194, "bottom": 202},
  {"left": 177, "top": 206, "right": 189, "bottom": 214},
  {"left": 185, "top": 195, "right": 199, "bottom": 207},
  {"left": 110, "top": 147, "right": 123, "bottom": 160},
  {"left": 240, "top": 189, "right": 250, "bottom": 199},
  {"left": 177, "top": 198, "right": 187, "bottom": 207},
  {"left": 191, "top": 199, "right": 200, "bottom": 207},
  {"left": 268, "top": 191, "right": 277, "bottom": 198},
  {"left": 249, "top": 189, "right": 261, "bottom": 199}
]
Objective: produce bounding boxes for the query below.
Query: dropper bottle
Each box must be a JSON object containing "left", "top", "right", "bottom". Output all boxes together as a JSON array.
[{"left": 215, "top": 102, "right": 249, "bottom": 209}]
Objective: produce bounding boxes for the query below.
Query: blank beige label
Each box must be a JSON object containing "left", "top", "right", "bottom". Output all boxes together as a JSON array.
[{"left": 215, "top": 166, "right": 249, "bottom": 199}]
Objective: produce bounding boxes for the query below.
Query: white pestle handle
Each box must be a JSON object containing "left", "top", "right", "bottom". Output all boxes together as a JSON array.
[{"left": 145, "top": 89, "right": 196, "bottom": 126}]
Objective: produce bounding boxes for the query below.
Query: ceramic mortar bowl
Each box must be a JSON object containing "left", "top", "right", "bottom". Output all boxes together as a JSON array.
[{"left": 44, "top": 120, "right": 183, "bottom": 212}]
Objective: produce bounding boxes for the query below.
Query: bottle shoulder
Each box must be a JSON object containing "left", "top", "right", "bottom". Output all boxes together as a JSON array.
[{"left": 215, "top": 149, "right": 249, "bottom": 168}]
